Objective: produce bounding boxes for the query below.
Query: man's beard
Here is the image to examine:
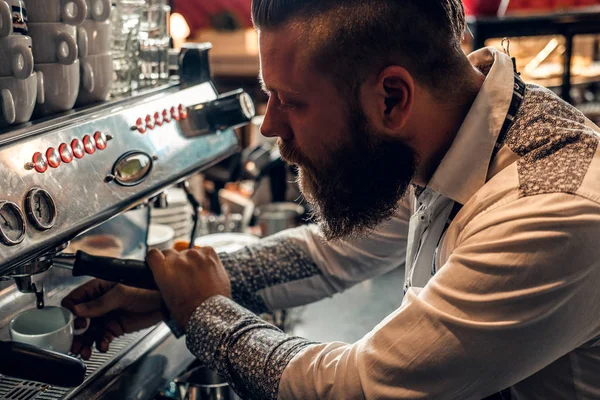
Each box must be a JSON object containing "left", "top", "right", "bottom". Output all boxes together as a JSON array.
[{"left": 279, "top": 102, "right": 418, "bottom": 241}]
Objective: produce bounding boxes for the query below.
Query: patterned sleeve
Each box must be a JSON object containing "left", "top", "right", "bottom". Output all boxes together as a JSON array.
[
  {"left": 218, "top": 234, "right": 322, "bottom": 314},
  {"left": 186, "top": 295, "right": 317, "bottom": 400}
]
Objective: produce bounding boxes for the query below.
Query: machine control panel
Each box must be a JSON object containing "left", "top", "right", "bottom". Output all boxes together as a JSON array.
[
  {"left": 29, "top": 132, "right": 112, "bottom": 173},
  {"left": 0, "top": 82, "right": 241, "bottom": 273}
]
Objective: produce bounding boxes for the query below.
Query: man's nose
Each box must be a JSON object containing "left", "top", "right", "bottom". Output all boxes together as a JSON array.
[{"left": 260, "top": 107, "right": 292, "bottom": 140}]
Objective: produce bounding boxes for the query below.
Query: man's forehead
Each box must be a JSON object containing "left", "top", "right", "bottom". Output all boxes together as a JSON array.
[{"left": 258, "top": 28, "right": 309, "bottom": 93}]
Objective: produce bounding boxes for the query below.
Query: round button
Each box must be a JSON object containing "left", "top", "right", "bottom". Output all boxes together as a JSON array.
[
  {"left": 71, "top": 138, "right": 85, "bottom": 159},
  {"left": 154, "top": 112, "right": 163, "bottom": 127},
  {"left": 46, "top": 147, "right": 61, "bottom": 169},
  {"left": 83, "top": 135, "right": 96, "bottom": 154},
  {"left": 94, "top": 131, "right": 107, "bottom": 150},
  {"left": 145, "top": 114, "right": 155, "bottom": 130},
  {"left": 32, "top": 152, "right": 48, "bottom": 173},
  {"left": 59, "top": 143, "right": 73, "bottom": 163},
  {"left": 171, "top": 106, "right": 180, "bottom": 121},
  {"left": 136, "top": 117, "right": 146, "bottom": 134},
  {"left": 178, "top": 104, "right": 188, "bottom": 119},
  {"left": 162, "top": 109, "right": 171, "bottom": 123}
]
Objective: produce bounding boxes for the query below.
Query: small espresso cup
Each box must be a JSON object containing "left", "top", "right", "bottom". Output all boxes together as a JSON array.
[
  {"left": 77, "top": 52, "right": 112, "bottom": 105},
  {"left": 77, "top": 19, "right": 109, "bottom": 57},
  {"left": 9, "top": 306, "right": 89, "bottom": 354},
  {"left": 28, "top": 22, "right": 77, "bottom": 65},
  {"left": 34, "top": 60, "right": 79, "bottom": 116},
  {"left": 25, "top": 0, "right": 87, "bottom": 25},
  {"left": 0, "top": 71, "right": 42, "bottom": 126},
  {"left": 0, "top": 0, "right": 27, "bottom": 37},
  {"left": 0, "top": 34, "right": 33, "bottom": 79},
  {"left": 85, "top": 0, "right": 110, "bottom": 22}
]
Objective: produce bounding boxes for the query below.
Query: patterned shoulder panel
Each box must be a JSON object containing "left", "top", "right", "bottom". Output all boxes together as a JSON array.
[{"left": 503, "top": 84, "right": 599, "bottom": 197}]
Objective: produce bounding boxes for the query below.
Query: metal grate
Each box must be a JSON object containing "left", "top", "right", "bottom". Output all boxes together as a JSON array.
[{"left": 0, "top": 329, "right": 150, "bottom": 400}]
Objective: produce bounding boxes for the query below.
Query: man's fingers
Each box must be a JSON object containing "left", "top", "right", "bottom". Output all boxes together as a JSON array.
[
  {"left": 147, "top": 249, "right": 177, "bottom": 282},
  {"left": 104, "top": 319, "right": 125, "bottom": 338},
  {"left": 73, "top": 289, "right": 122, "bottom": 318},
  {"left": 61, "top": 279, "right": 116, "bottom": 312}
]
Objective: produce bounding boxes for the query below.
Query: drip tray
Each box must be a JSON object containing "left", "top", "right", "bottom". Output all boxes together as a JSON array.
[{"left": 0, "top": 328, "right": 153, "bottom": 400}]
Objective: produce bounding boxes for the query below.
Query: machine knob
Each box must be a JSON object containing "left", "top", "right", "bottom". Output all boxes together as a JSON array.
[{"left": 205, "top": 89, "right": 255, "bottom": 132}]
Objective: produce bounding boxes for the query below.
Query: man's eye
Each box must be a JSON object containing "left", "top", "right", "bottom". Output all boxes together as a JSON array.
[{"left": 279, "top": 102, "right": 297, "bottom": 111}]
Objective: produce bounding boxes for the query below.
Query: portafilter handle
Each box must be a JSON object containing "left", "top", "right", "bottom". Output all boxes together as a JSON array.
[
  {"left": 0, "top": 341, "right": 86, "bottom": 387},
  {"left": 180, "top": 89, "right": 256, "bottom": 138},
  {"left": 54, "top": 251, "right": 157, "bottom": 291}
]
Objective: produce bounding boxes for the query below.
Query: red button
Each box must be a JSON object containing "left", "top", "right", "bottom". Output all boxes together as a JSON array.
[
  {"left": 145, "top": 114, "right": 155, "bottom": 130},
  {"left": 83, "top": 135, "right": 96, "bottom": 154},
  {"left": 162, "top": 109, "right": 171, "bottom": 123},
  {"left": 178, "top": 104, "right": 188, "bottom": 119},
  {"left": 59, "top": 143, "right": 73, "bottom": 163},
  {"left": 32, "top": 152, "right": 48, "bottom": 173},
  {"left": 171, "top": 106, "right": 180, "bottom": 121},
  {"left": 94, "top": 131, "right": 107, "bottom": 150},
  {"left": 71, "top": 138, "right": 85, "bottom": 159},
  {"left": 154, "top": 112, "right": 163, "bottom": 127},
  {"left": 46, "top": 147, "right": 61, "bottom": 168},
  {"left": 136, "top": 117, "right": 146, "bottom": 134}
]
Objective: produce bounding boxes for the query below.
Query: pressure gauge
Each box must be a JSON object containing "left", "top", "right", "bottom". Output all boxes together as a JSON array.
[
  {"left": 25, "top": 188, "right": 57, "bottom": 230},
  {"left": 0, "top": 201, "right": 26, "bottom": 245}
]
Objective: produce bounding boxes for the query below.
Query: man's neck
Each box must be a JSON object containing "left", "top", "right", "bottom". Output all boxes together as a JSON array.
[{"left": 410, "top": 65, "right": 486, "bottom": 187}]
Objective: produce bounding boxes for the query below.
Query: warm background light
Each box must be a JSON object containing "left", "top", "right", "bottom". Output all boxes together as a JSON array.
[{"left": 170, "top": 12, "right": 190, "bottom": 49}]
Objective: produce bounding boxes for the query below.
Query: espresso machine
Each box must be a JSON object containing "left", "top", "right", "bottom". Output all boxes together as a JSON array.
[{"left": 0, "top": 43, "right": 255, "bottom": 399}]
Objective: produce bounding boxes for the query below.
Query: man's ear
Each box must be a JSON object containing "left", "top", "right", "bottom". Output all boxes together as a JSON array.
[{"left": 362, "top": 66, "right": 414, "bottom": 132}]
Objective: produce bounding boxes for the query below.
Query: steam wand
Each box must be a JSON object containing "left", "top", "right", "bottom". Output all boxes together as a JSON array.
[{"left": 179, "top": 180, "right": 202, "bottom": 249}]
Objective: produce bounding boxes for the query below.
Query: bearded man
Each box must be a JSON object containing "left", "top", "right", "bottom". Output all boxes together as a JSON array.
[{"left": 63, "top": 1, "right": 600, "bottom": 399}]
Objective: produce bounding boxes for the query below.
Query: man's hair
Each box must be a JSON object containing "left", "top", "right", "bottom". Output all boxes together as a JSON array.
[{"left": 252, "top": 0, "right": 468, "bottom": 96}]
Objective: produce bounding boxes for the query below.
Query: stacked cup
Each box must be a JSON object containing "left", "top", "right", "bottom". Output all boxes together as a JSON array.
[
  {"left": 76, "top": 0, "right": 112, "bottom": 106},
  {"left": 0, "top": 0, "right": 42, "bottom": 127},
  {"left": 27, "top": 0, "right": 86, "bottom": 117}
]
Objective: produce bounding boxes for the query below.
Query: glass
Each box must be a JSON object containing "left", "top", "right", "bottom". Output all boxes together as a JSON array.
[
  {"left": 138, "top": 3, "right": 170, "bottom": 87},
  {"left": 109, "top": 0, "right": 144, "bottom": 95}
]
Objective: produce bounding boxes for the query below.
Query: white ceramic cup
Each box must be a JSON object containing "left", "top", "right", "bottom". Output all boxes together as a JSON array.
[
  {"left": 85, "top": 0, "right": 110, "bottom": 21},
  {"left": 0, "top": 71, "right": 42, "bottom": 126},
  {"left": 34, "top": 60, "right": 79, "bottom": 116},
  {"left": 0, "top": 34, "right": 33, "bottom": 79},
  {"left": 76, "top": 52, "right": 111, "bottom": 105},
  {"left": 27, "top": 22, "right": 78, "bottom": 65},
  {"left": 25, "top": 0, "right": 87, "bottom": 25},
  {"left": 78, "top": 19, "right": 109, "bottom": 57},
  {"left": 9, "top": 306, "right": 89, "bottom": 354},
  {"left": 0, "top": 0, "right": 27, "bottom": 37}
]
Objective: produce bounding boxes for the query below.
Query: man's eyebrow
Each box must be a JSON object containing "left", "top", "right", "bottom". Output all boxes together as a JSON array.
[{"left": 258, "top": 74, "right": 300, "bottom": 95}]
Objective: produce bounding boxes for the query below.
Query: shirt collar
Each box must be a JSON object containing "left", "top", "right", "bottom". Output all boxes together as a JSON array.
[{"left": 426, "top": 47, "right": 516, "bottom": 205}]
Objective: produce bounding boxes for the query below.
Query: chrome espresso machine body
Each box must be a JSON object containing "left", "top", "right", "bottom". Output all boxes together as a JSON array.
[{"left": 0, "top": 44, "right": 255, "bottom": 399}]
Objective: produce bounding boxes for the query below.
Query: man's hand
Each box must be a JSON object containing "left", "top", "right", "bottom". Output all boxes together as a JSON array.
[
  {"left": 61, "top": 280, "right": 164, "bottom": 359},
  {"left": 146, "top": 248, "right": 231, "bottom": 329}
]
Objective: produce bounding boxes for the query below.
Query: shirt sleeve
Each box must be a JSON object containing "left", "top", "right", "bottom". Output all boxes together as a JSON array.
[
  {"left": 276, "top": 193, "right": 600, "bottom": 399},
  {"left": 219, "top": 198, "right": 411, "bottom": 314}
]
